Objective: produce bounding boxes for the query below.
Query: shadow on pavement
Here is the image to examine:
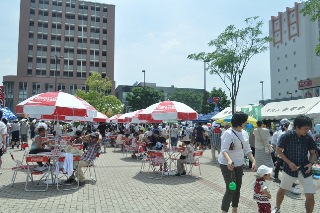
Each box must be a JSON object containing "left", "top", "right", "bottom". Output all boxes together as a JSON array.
[
  {"left": 0, "top": 181, "right": 79, "bottom": 200},
  {"left": 132, "top": 172, "right": 197, "bottom": 185},
  {"left": 120, "top": 157, "right": 144, "bottom": 163}
]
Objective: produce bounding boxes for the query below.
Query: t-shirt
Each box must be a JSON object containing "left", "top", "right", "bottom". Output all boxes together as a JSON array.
[
  {"left": 97, "top": 124, "right": 107, "bottom": 137},
  {"left": 195, "top": 126, "right": 204, "bottom": 138},
  {"left": 0, "top": 121, "right": 7, "bottom": 146}
]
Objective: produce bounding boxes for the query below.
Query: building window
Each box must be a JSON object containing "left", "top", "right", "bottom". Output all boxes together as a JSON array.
[
  {"left": 294, "top": 77, "right": 297, "bottom": 80},
  {"left": 70, "top": 84, "right": 78, "bottom": 95},
  {"left": 45, "top": 83, "right": 54, "bottom": 92},
  {"left": 293, "top": 51, "right": 296, "bottom": 55},
  {"left": 294, "top": 64, "right": 296, "bottom": 68},
  {"left": 279, "top": 93, "right": 281, "bottom": 96},
  {"left": 81, "top": 85, "right": 89, "bottom": 92},
  {"left": 32, "top": 82, "right": 41, "bottom": 95},
  {"left": 57, "top": 84, "right": 65, "bottom": 91},
  {"left": 278, "top": 69, "right": 280, "bottom": 72},
  {"left": 19, "top": 82, "right": 28, "bottom": 102},
  {"left": 27, "top": 69, "right": 32, "bottom": 75},
  {"left": 278, "top": 81, "right": 281, "bottom": 84}
]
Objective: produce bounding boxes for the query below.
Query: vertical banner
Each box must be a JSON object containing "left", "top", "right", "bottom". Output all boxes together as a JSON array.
[
  {"left": 0, "top": 86, "right": 4, "bottom": 108},
  {"left": 251, "top": 106, "right": 262, "bottom": 121},
  {"left": 241, "top": 108, "right": 250, "bottom": 115}
]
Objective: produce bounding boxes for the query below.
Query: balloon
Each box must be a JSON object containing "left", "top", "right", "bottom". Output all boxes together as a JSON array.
[{"left": 228, "top": 182, "right": 236, "bottom": 190}]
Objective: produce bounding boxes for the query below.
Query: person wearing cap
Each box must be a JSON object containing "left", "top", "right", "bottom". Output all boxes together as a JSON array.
[
  {"left": 218, "top": 112, "right": 256, "bottom": 213},
  {"left": 175, "top": 136, "right": 194, "bottom": 176},
  {"left": 253, "top": 165, "right": 273, "bottom": 213},
  {"left": 65, "top": 132, "right": 101, "bottom": 186},
  {"left": 272, "top": 118, "right": 290, "bottom": 183},
  {"left": 272, "top": 115, "right": 317, "bottom": 213}
]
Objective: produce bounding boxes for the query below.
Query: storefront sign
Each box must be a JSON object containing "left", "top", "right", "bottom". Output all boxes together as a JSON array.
[
  {"left": 0, "top": 86, "right": 4, "bottom": 107},
  {"left": 298, "top": 79, "right": 312, "bottom": 89}
]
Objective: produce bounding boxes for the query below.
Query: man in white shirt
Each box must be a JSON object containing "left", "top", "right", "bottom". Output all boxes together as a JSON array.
[{"left": 0, "top": 111, "right": 8, "bottom": 173}]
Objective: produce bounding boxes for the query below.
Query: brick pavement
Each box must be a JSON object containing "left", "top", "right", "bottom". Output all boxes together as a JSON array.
[{"left": 0, "top": 144, "right": 319, "bottom": 213}]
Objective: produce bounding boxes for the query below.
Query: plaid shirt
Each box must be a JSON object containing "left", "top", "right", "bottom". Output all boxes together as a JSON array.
[
  {"left": 81, "top": 139, "right": 101, "bottom": 163},
  {"left": 278, "top": 130, "right": 316, "bottom": 178}
]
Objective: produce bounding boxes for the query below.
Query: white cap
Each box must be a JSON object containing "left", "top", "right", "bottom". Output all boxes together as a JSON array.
[
  {"left": 256, "top": 165, "right": 273, "bottom": 177},
  {"left": 280, "top": 118, "right": 290, "bottom": 125},
  {"left": 181, "top": 136, "right": 190, "bottom": 142}
]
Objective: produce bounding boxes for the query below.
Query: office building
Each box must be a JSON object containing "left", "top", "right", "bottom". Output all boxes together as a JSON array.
[
  {"left": 3, "top": 0, "right": 115, "bottom": 112},
  {"left": 269, "top": 2, "right": 320, "bottom": 101}
]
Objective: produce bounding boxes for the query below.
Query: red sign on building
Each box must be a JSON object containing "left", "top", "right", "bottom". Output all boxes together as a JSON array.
[
  {"left": 298, "top": 79, "right": 312, "bottom": 89},
  {"left": 0, "top": 86, "right": 4, "bottom": 107}
]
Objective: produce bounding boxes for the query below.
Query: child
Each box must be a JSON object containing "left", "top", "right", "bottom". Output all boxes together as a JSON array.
[{"left": 254, "top": 165, "right": 273, "bottom": 213}]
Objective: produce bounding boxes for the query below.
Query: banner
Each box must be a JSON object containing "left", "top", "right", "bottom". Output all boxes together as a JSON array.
[
  {"left": 251, "top": 106, "right": 262, "bottom": 121},
  {"left": 241, "top": 108, "right": 250, "bottom": 115},
  {"left": 0, "top": 86, "right": 4, "bottom": 108}
]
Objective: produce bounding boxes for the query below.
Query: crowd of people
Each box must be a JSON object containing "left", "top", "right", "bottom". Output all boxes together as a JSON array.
[{"left": 0, "top": 111, "right": 319, "bottom": 212}]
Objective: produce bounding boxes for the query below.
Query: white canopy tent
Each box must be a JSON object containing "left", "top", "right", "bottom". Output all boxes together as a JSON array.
[
  {"left": 211, "top": 105, "right": 258, "bottom": 120},
  {"left": 262, "top": 97, "right": 320, "bottom": 120}
]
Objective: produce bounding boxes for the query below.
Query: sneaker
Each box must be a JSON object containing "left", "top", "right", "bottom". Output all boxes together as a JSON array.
[
  {"left": 64, "top": 178, "right": 75, "bottom": 185},
  {"left": 175, "top": 173, "right": 181, "bottom": 176},
  {"left": 79, "top": 181, "right": 85, "bottom": 186},
  {"left": 271, "top": 207, "right": 280, "bottom": 213},
  {"left": 273, "top": 178, "right": 281, "bottom": 183},
  {"left": 181, "top": 171, "right": 186, "bottom": 175},
  {"left": 291, "top": 186, "right": 300, "bottom": 195}
]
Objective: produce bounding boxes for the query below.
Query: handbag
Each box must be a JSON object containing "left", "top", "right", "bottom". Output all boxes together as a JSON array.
[{"left": 257, "top": 129, "right": 273, "bottom": 154}]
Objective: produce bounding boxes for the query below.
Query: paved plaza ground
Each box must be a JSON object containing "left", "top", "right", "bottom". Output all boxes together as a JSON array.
[{"left": 0, "top": 142, "right": 319, "bottom": 213}]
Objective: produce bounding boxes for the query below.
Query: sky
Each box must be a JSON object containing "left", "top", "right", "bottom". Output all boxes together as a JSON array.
[{"left": 0, "top": 0, "right": 299, "bottom": 106}]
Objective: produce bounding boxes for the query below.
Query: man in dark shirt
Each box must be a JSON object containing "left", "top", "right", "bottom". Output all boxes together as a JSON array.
[
  {"left": 195, "top": 123, "right": 205, "bottom": 150},
  {"left": 273, "top": 115, "right": 317, "bottom": 213},
  {"left": 97, "top": 122, "right": 107, "bottom": 153}
]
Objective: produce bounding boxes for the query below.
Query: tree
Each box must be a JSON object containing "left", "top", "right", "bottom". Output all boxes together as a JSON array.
[
  {"left": 188, "top": 17, "right": 272, "bottom": 114},
  {"left": 125, "top": 87, "right": 165, "bottom": 111},
  {"left": 201, "top": 87, "right": 231, "bottom": 113},
  {"left": 300, "top": 0, "right": 320, "bottom": 55},
  {"left": 168, "top": 89, "right": 203, "bottom": 112},
  {"left": 76, "top": 72, "right": 123, "bottom": 116}
]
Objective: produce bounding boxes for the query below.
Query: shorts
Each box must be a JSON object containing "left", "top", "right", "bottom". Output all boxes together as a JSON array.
[
  {"left": 12, "top": 131, "right": 19, "bottom": 142},
  {"left": 21, "top": 134, "right": 28, "bottom": 142},
  {"left": 101, "top": 137, "right": 107, "bottom": 145},
  {"left": 280, "top": 171, "right": 315, "bottom": 194},
  {"left": 195, "top": 137, "right": 205, "bottom": 144}
]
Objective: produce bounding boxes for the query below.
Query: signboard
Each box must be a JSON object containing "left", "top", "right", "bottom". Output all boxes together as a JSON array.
[
  {"left": 251, "top": 105, "right": 262, "bottom": 121},
  {"left": 0, "top": 86, "right": 4, "bottom": 108},
  {"left": 241, "top": 108, "right": 250, "bottom": 115}
]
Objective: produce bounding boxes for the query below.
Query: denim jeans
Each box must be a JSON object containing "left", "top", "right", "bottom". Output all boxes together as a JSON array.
[
  {"left": 170, "top": 137, "right": 178, "bottom": 146},
  {"left": 220, "top": 164, "right": 243, "bottom": 212}
]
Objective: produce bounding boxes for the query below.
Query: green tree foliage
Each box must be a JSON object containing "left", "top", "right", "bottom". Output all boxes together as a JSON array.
[
  {"left": 203, "top": 87, "right": 231, "bottom": 114},
  {"left": 125, "top": 87, "right": 165, "bottom": 111},
  {"left": 300, "top": 0, "right": 320, "bottom": 55},
  {"left": 168, "top": 89, "right": 203, "bottom": 112},
  {"left": 76, "top": 72, "right": 123, "bottom": 116},
  {"left": 200, "top": 91, "right": 211, "bottom": 114},
  {"left": 188, "top": 17, "right": 272, "bottom": 114}
]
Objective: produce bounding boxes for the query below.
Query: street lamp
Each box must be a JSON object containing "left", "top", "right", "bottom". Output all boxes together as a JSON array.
[
  {"left": 260, "top": 81, "right": 264, "bottom": 104},
  {"left": 142, "top": 70, "right": 145, "bottom": 88},
  {"left": 54, "top": 55, "right": 63, "bottom": 91},
  {"left": 204, "top": 60, "right": 210, "bottom": 93},
  {"left": 287, "top": 91, "right": 293, "bottom": 100}
]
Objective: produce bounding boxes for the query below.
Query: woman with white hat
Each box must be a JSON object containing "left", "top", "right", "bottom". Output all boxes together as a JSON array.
[{"left": 175, "top": 135, "right": 194, "bottom": 176}]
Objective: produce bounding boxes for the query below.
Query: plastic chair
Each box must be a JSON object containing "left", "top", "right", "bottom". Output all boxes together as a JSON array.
[
  {"left": 56, "top": 154, "right": 81, "bottom": 191},
  {"left": 114, "top": 134, "right": 125, "bottom": 151},
  {"left": 25, "top": 154, "right": 51, "bottom": 191},
  {"left": 83, "top": 152, "right": 100, "bottom": 182},
  {"left": 10, "top": 150, "right": 29, "bottom": 186},
  {"left": 186, "top": 150, "right": 204, "bottom": 178},
  {"left": 147, "top": 150, "right": 166, "bottom": 179}
]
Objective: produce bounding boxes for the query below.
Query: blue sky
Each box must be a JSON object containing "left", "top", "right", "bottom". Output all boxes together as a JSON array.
[{"left": 0, "top": 0, "right": 298, "bottom": 106}]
